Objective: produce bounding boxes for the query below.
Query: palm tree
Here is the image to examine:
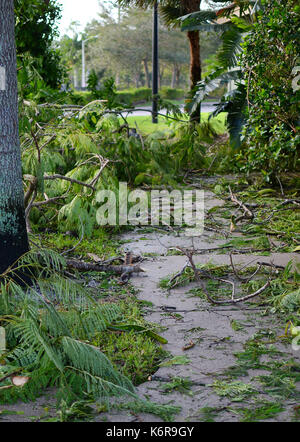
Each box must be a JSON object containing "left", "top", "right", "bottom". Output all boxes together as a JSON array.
[
  {"left": 179, "top": 0, "right": 258, "bottom": 144},
  {"left": 119, "top": 0, "right": 203, "bottom": 122},
  {"left": 0, "top": 0, "right": 29, "bottom": 276}
]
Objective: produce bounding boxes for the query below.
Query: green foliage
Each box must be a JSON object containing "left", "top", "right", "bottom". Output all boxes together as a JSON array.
[
  {"left": 0, "top": 248, "right": 135, "bottom": 404},
  {"left": 114, "top": 398, "right": 181, "bottom": 422},
  {"left": 0, "top": 248, "right": 177, "bottom": 420},
  {"left": 118, "top": 87, "right": 153, "bottom": 106},
  {"left": 117, "top": 87, "right": 185, "bottom": 107},
  {"left": 87, "top": 76, "right": 123, "bottom": 109},
  {"left": 239, "top": 0, "right": 300, "bottom": 179},
  {"left": 15, "top": 0, "right": 66, "bottom": 88},
  {"left": 279, "top": 289, "right": 300, "bottom": 313},
  {"left": 160, "top": 377, "right": 193, "bottom": 396},
  {"left": 232, "top": 401, "right": 284, "bottom": 422},
  {"left": 20, "top": 96, "right": 223, "bottom": 236},
  {"left": 210, "top": 380, "right": 256, "bottom": 402},
  {"left": 93, "top": 328, "right": 166, "bottom": 385}
]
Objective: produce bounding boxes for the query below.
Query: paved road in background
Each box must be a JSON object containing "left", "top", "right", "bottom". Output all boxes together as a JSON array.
[{"left": 121, "top": 102, "right": 218, "bottom": 118}]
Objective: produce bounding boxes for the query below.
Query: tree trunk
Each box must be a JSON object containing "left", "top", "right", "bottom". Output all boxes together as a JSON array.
[
  {"left": 171, "top": 65, "right": 181, "bottom": 88},
  {"left": 187, "top": 30, "right": 201, "bottom": 123},
  {"left": 143, "top": 59, "right": 151, "bottom": 88},
  {"left": 171, "top": 64, "right": 176, "bottom": 88},
  {"left": 175, "top": 66, "right": 181, "bottom": 87},
  {"left": 159, "top": 66, "right": 164, "bottom": 89},
  {"left": 0, "top": 1, "right": 29, "bottom": 276}
]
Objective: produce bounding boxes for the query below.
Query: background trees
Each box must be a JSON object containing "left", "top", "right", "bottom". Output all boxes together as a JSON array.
[
  {"left": 15, "top": 0, "right": 65, "bottom": 88},
  {"left": 119, "top": 0, "right": 204, "bottom": 121},
  {"left": 59, "top": 5, "right": 219, "bottom": 92}
]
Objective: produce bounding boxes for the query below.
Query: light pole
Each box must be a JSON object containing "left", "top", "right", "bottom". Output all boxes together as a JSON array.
[
  {"left": 81, "top": 36, "right": 98, "bottom": 89},
  {"left": 152, "top": 1, "right": 159, "bottom": 124}
]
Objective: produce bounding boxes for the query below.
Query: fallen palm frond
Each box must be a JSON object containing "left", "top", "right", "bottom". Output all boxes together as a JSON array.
[{"left": 0, "top": 247, "right": 177, "bottom": 420}]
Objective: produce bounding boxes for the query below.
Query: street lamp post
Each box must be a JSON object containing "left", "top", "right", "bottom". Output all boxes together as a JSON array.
[
  {"left": 81, "top": 36, "right": 98, "bottom": 89},
  {"left": 152, "top": 1, "right": 159, "bottom": 124}
]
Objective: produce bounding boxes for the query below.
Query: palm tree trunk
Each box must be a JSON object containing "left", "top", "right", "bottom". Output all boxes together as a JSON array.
[
  {"left": 143, "top": 58, "right": 151, "bottom": 88},
  {"left": 0, "top": 0, "right": 29, "bottom": 276},
  {"left": 175, "top": 65, "right": 181, "bottom": 87},
  {"left": 187, "top": 30, "right": 201, "bottom": 123},
  {"left": 171, "top": 64, "right": 176, "bottom": 88}
]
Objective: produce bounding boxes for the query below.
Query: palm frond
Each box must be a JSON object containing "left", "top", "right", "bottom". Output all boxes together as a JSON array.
[
  {"left": 217, "top": 25, "right": 244, "bottom": 69},
  {"left": 179, "top": 10, "right": 218, "bottom": 32},
  {"left": 189, "top": 68, "right": 241, "bottom": 113}
]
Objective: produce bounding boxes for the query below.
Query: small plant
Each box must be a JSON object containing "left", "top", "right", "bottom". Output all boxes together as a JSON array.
[
  {"left": 231, "top": 402, "right": 284, "bottom": 422},
  {"left": 160, "top": 377, "right": 193, "bottom": 396},
  {"left": 210, "top": 380, "right": 256, "bottom": 402}
]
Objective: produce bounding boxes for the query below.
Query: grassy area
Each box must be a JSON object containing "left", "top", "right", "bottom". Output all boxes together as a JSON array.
[{"left": 124, "top": 113, "right": 227, "bottom": 136}]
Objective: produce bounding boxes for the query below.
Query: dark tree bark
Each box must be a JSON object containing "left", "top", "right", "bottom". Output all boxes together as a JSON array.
[
  {"left": 159, "top": 65, "right": 164, "bottom": 89},
  {"left": 187, "top": 30, "right": 201, "bottom": 91},
  {"left": 187, "top": 29, "right": 201, "bottom": 123},
  {"left": 171, "top": 64, "right": 181, "bottom": 88},
  {"left": 185, "top": 0, "right": 202, "bottom": 123},
  {"left": 143, "top": 58, "right": 151, "bottom": 88},
  {"left": 0, "top": 0, "right": 29, "bottom": 275},
  {"left": 175, "top": 65, "right": 181, "bottom": 87}
]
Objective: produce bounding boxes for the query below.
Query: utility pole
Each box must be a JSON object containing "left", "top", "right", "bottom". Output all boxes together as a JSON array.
[
  {"left": 81, "top": 36, "right": 98, "bottom": 89},
  {"left": 152, "top": 1, "right": 159, "bottom": 124}
]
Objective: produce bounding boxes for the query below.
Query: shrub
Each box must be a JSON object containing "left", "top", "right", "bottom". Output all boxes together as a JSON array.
[
  {"left": 117, "top": 87, "right": 186, "bottom": 106},
  {"left": 160, "top": 87, "right": 185, "bottom": 100},
  {"left": 239, "top": 0, "right": 300, "bottom": 180},
  {"left": 117, "top": 87, "right": 152, "bottom": 106}
]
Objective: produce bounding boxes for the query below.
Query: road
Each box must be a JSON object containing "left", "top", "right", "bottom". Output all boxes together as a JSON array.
[{"left": 121, "top": 102, "right": 218, "bottom": 117}]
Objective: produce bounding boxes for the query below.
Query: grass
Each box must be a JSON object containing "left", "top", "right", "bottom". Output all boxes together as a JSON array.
[
  {"left": 210, "top": 380, "right": 256, "bottom": 402},
  {"left": 230, "top": 402, "right": 284, "bottom": 422},
  {"left": 160, "top": 377, "right": 193, "bottom": 396},
  {"left": 41, "top": 229, "right": 122, "bottom": 260},
  {"left": 188, "top": 406, "right": 224, "bottom": 422},
  {"left": 93, "top": 324, "right": 167, "bottom": 385},
  {"left": 123, "top": 113, "right": 227, "bottom": 136}
]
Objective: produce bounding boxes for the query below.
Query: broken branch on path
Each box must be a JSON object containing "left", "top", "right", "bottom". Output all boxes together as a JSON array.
[
  {"left": 66, "top": 259, "right": 145, "bottom": 276},
  {"left": 228, "top": 185, "right": 254, "bottom": 221},
  {"left": 229, "top": 253, "right": 263, "bottom": 282},
  {"left": 168, "top": 246, "right": 272, "bottom": 305}
]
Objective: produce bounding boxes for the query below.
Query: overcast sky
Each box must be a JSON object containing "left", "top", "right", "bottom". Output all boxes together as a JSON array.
[
  {"left": 58, "top": 0, "right": 101, "bottom": 36},
  {"left": 57, "top": 0, "right": 212, "bottom": 37}
]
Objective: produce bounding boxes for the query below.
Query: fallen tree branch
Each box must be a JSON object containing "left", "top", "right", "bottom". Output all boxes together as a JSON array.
[
  {"left": 172, "top": 247, "right": 271, "bottom": 305},
  {"left": 228, "top": 185, "right": 254, "bottom": 220},
  {"left": 43, "top": 174, "right": 95, "bottom": 190},
  {"left": 229, "top": 253, "right": 262, "bottom": 282},
  {"left": 66, "top": 259, "right": 145, "bottom": 275}
]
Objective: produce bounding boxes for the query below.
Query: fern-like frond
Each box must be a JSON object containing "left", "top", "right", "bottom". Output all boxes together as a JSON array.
[
  {"left": 279, "top": 289, "right": 300, "bottom": 312},
  {"left": 62, "top": 337, "right": 135, "bottom": 397}
]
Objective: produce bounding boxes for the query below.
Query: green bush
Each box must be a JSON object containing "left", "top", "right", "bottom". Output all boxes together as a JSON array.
[
  {"left": 160, "top": 87, "right": 185, "bottom": 100},
  {"left": 117, "top": 87, "right": 186, "bottom": 106},
  {"left": 69, "top": 90, "right": 94, "bottom": 105},
  {"left": 64, "top": 87, "right": 186, "bottom": 107},
  {"left": 117, "top": 87, "right": 152, "bottom": 106},
  {"left": 239, "top": 0, "right": 300, "bottom": 180}
]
